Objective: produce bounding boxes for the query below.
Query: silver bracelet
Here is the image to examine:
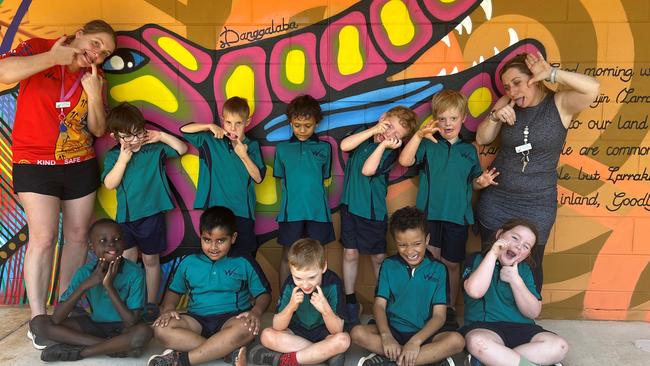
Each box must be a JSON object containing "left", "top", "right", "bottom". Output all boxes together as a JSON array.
[{"left": 548, "top": 67, "right": 558, "bottom": 84}]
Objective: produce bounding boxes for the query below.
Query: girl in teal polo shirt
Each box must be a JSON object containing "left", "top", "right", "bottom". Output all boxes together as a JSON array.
[{"left": 461, "top": 219, "right": 568, "bottom": 366}]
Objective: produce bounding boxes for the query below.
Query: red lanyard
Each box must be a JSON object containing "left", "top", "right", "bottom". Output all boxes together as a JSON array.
[{"left": 56, "top": 66, "right": 84, "bottom": 121}]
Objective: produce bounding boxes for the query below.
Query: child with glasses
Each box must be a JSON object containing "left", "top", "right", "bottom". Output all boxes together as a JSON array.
[{"left": 102, "top": 102, "right": 187, "bottom": 323}]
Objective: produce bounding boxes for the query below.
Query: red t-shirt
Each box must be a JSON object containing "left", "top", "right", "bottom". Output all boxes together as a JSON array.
[{"left": 1, "top": 38, "right": 97, "bottom": 165}]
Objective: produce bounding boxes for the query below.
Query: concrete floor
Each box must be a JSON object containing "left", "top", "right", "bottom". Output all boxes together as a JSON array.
[{"left": 0, "top": 306, "right": 649, "bottom": 365}]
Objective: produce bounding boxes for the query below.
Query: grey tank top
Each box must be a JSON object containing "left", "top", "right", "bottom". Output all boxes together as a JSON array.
[{"left": 477, "top": 92, "right": 566, "bottom": 246}]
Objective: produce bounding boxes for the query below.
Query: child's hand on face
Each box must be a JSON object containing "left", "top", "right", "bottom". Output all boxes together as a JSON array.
[
  {"left": 289, "top": 286, "right": 304, "bottom": 311},
  {"left": 85, "top": 258, "right": 108, "bottom": 288},
  {"left": 500, "top": 261, "right": 522, "bottom": 284},
  {"left": 381, "top": 333, "right": 402, "bottom": 362},
  {"left": 475, "top": 167, "right": 500, "bottom": 188},
  {"left": 490, "top": 238, "right": 510, "bottom": 257},
  {"left": 209, "top": 124, "right": 226, "bottom": 139},
  {"left": 236, "top": 311, "right": 261, "bottom": 335},
  {"left": 152, "top": 310, "right": 181, "bottom": 328},
  {"left": 417, "top": 122, "right": 440, "bottom": 143},
  {"left": 102, "top": 256, "right": 122, "bottom": 289},
  {"left": 309, "top": 285, "right": 332, "bottom": 314},
  {"left": 117, "top": 143, "right": 133, "bottom": 164},
  {"left": 232, "top": 139, "right": 248, "bottom": 157},
  {"left": 381, "top": 136, "right": 403, "bottom": 150},
  {"left": 373, "top": 114, "right": 392, "bottom": 136},
  {"left": 398, "top": 340, "right": 420, "bottom": 366},
  {"left": 144, "top": 129, "right": 161, "bottom": 144}
]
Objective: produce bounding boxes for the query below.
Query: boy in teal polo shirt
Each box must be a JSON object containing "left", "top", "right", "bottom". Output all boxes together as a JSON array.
[
  {"left": 181, "top": 96, "right": 265, "bottom": 257},
  {"left": 251, "top": 238, "right": 350, "bottom": 366},
  {"left": 29, "top": 219, "right": 152, "bottom": 362},
  {"left": 399, "top": 90, "right": 499, "bottom": 313},
  {"left": 148, "top": 206, "right": 271, "bottom": 366},
  {"left": 351, "top": 206, "right": 464, "bottom": 366},
  {"left": 339, "top": 106, "right": 417, "bottom": 325},
  {"left": 102, "top": 102, "right": 187, "bottom": 323},
  {"left": 461, "top": 219, "right": 568, "bottom": 366},
  {"left": 274, "top": 94, "right": 335, "bottom": 286}
]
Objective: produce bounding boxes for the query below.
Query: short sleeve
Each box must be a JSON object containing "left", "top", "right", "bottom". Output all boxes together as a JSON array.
[
  {"left": 248, "top": 140, "right": 267, "bottom": 179},
  {"left": 243, "top": 257, "right": 271, "bottom": 298},
  {"left": 59, "top": 266, "right": 91, "bottom": 303},
  {"left": 469, "top": 146, "right": 483, "bottom": 181},
  {"left": 125, "top": 267, "right": 146, "bottom": 310},
  {"left": 327, "top": 275, "right": 348, "bottom": 322},
  {"left": 182, "top": 130, "right": 210, "bottom": 148},
  {"left": 414, "top": 142, "right": 427, "bottom": 166},
  {"left": 462, "top": 252, "right": 483, "bottom": 280},
  {"left": 519, "top": 263, "right": 542, "bottom": 300},
  {"left": 431, "top": 263, "right": 449, "bottom": 305},
  {"left": 273, "top": 145, "right": 285, "bottom": 178},
  {"left": 322, "top": 142, "right": 332, "bottom": 179},
  {"left": 275, "top": 278, "right": 293, "bottom": 313},
  {"left": 0, "top": 38, "right": 48, "bottom": 59},
  {"left": 375, "top": 260, "right": 391, "bottom": 300},
  {"left": 160, "top": 141, "right": 181, "bottom": 158},
  {"left": 101, "top": 148, "right": 119, "bottom": 182},
  {"left": 168, "top": 257, "right": 189, "bottom": 294}
]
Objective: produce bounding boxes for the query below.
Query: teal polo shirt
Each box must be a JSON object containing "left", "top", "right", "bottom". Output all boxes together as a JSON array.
[
  {"left": 375, "top": 254, "right": 448, "bottom": 333},
  {"left": 101, "top": 142, "right": 179, "bottom": 222},
  {"left": 341, "top": 136, "right": 397, "bottom": 221},
  {"left": 276, "top": 269, "right": 346, "bottom": 331},
  {"left": 183, "top": 131, "right": 265, "bottom": 219},
  {"left": 462, "top": 253, "right": 541, "bottom": 326},
  {"left": 413, "top": 135, "right": 482, "bottom": 225},
  {"left": 273, "top": 134, "right": 332, "bottom": 222},
  {"left": 59, "top": 259, "right": 145, "bottom": 323},
  {"left": 169, "top": 254, "right": 270, "bottom": 316}
]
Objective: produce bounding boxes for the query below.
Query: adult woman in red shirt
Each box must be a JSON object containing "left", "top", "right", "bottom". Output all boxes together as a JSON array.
[{"left": 0, "top": 20, "right": 116, "bottom": 337}]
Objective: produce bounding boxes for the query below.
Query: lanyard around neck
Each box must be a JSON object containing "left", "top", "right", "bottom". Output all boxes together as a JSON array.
[{"left": 56, "top": 66, "right": 84, "bottom": 121}]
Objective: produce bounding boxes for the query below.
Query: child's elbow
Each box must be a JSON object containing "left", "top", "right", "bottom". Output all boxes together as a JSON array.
[
  {"left": 398, "top": 156, "right": 413, "bottom": 167},
  {"left": 177, "top": 144, "right": 188, "bottom": 155},
  {"left": 361, "top": 168, "right": 376, "bottom": 176}
]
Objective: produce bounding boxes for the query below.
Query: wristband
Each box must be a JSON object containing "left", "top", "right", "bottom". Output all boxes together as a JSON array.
[
  {"left": 546, "top": 67, "right": 558, "bottom": 84},
  {"left": 488, "top": 110, "right": 501, "bottom": 123}
]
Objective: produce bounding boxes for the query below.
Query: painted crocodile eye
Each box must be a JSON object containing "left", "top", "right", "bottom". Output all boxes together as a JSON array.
[{"left": 103, "top": 49, "right": 148, "bottom": 73}]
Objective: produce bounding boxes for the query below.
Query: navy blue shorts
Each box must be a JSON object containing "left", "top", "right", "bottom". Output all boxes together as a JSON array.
[
  {"left": 186, "top": 312, "right": 238, "bottom": 338},
  {"left": 69, "top": 314, "right": 125, "bottom": 339},
  {"left": 228, "top": 216, "right": 259, "bottom": 257},
  {"left": 340, "top": 205, "right": 387, "bottom": 254},
  {"left": 277, "top": 220, "right": 335, "bottom": 246},
  {"left": 460, "top": 322, "right": 550, "bottom": 348},
  {"left": 368, "top": 318, "right": 458, "bottom": 345},
  {"left": 13, "top": 159, "right": 100, "bottom": 200},
  {"left": 289, "top": 323, "right": 331, "bottom": 343},
  {"left": 120, "top": 212, "right": 167, "bottom": 255},
  {"left": 427, "top": 220, "right": 469, "bottom": 263}
]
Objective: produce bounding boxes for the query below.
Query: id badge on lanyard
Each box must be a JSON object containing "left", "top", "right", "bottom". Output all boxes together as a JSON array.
[{"left": 57, "top": 66, "right": 83, "bottom": 121}]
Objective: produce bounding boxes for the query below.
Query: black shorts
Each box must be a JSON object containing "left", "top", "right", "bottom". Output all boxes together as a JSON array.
[
  {"left": 228, "top": 216, "right": 259, "bottom": 257},
  {"left": 68, "top": 314, "right": 125, "bottom": 339},
  {"left": 460, "top": 321, "right": 550, "bottom": 348},
  {"left": 120, "top": 212, "right": 167, "bottom": 255},
  {"left": 13, "top": 159, "right": 100, "bottom": 200},
  {"left": 277, "top": 220, "right": 335, "bottom": 246},
  {"left": 186, "top": 312, "right": 238, "bottom": 338},
  {"left": 340, "top": 205, "right": 387, "bottom": 254},
  {"left": 368, "top": 318, "right": 459, "bottom": 346},
  {"left": 289, "top": 323, "right": 331, "bottom": 343},
  {"left": 427, "top": 220, "right": 469, "bottom": 263}
]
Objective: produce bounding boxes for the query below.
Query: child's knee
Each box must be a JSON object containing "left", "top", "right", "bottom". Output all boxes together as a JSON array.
[
  {"left": 447, "top": 332, "right": 466, "bottom": 353},
  {"left": 130, "top": 324, "right": 154, "bottom": 348},
  {"left": 29, "top": 314, "right": 51, "bottom": 337},
  {"left": 330, "top": 332, "right": 351, "bottom": 352},
  {"left": 370, "top": 253, "right": 385, "bottom": 265},
  {"left": 343, "top": 249, "right": 359, "bottom": 262},
  {"left": 260, "top": 328, "right": 277, "bottom": 347},
  {"left": 465, "top": 333, "right": 490, "bottom": 356},
  {"left": 349, "top": 325, "right": 365, "bottom": 344},
  {"left": 550, "top": 336, "right": 569, "bottom": 357}
]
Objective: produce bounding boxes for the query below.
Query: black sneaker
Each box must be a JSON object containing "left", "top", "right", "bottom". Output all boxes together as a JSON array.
[
  {"left": 148, "top": 349, "right": 182, "bottom": 366},
  {"left": 249, "top": 343, "right": 281, "bottom": 366},
  {"left": 40, "top": 343, "right": 84, "bottom": 362},
  {"left": 143, "top": 303, "right": 160, "bottom": 324},
  {"left": 358, "top": 353, "right": 396, "bottom": 366},
  {"left": 27, "top": 328, "right": 54, "bottom": 350},
  {"left": 327, "top": 352, "right": 345, "bottom": 366}
]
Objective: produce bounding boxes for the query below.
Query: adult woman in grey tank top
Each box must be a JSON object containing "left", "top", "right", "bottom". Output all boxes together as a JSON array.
[{"left": 475, "top": 51, "right": 599, "bottom": 291}]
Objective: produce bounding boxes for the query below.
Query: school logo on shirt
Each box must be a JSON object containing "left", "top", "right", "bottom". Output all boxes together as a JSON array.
[
  {"left": 224, "top": 268, "right": 239, "bottom": 277},
  {"left": 424, "top": 273, "right": 438, "bottom": 281},
  {"left": 311, "top": 150, "right": 325, "bottom": 159}
]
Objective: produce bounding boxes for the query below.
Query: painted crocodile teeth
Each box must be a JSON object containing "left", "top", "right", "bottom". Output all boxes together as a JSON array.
[
  {"left": 451, "top": 66, "right": 459, "bottom": 74},
  {"left": 494, "top": 46, "right": 500, "bottom": 55},
  {"left": 437, "top": 68, "right": 447, "bottom": 76},
  {"left": 441, "top": 34, "right": 451, "bottom": 48},
  {"left": 455, "top": 15, "right": 473, "bottom": 35},
  {"left": 508, "top": 27, "right": 519, "bottom": 46},
  {"left": 480, "top": 0, "right": 493, "bottom": 21}
]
